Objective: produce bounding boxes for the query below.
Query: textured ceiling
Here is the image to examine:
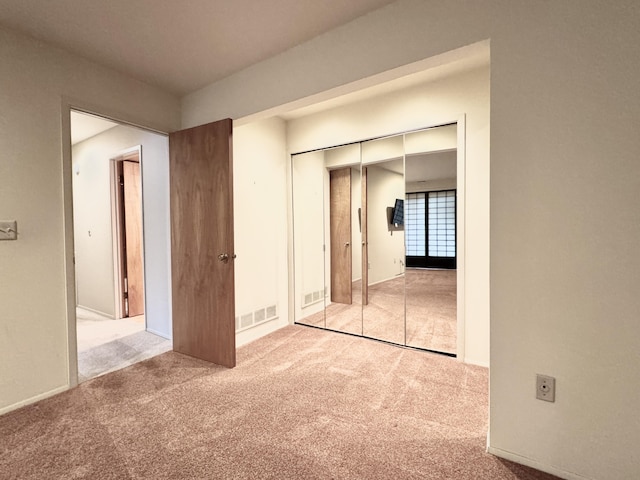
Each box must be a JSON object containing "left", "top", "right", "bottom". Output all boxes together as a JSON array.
[{"left": 0, "top": 0, "right": 395, "bottom": 96}]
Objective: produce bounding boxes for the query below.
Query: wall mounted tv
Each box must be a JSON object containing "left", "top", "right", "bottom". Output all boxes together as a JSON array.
[{"left": 391, "top": 198, "right": 404, "bottom": 226}]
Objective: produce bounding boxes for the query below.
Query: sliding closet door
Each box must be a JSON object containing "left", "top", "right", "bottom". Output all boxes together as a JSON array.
[
  {"left": 292, "top": 151, "right": 327, "bottom": 328},
  {"left": 361, "top": 135, "right": 406, "bottom": 345},
  {"left": 324, "top": 144, "right": 362, "bottom": 335},
  {"left": 404, "top": 126, "right": 458, "bottom": 355},
  {"left": 169, "top": 119, "right": 236, "bottom": 368},
  {"left": 291, "top": 125, "right": 459, "bottom": 356}
]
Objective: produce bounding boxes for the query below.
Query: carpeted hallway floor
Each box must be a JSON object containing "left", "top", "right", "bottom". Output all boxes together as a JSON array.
[
  {"left": 76, "top": 308, "right": 172, "bottom": 382},
  {"left": 0, "top": 325, "right": 558, "bottom": 479}
]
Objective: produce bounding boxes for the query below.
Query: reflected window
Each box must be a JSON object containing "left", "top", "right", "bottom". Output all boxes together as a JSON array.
[
  {"left": 428, "top": 190, "right": 456, "bottom": 257},
  {"left": 406, "top": 193, "right": 426, "bottom": 256},
  {"left": 406, "top": 189, "right": 456, "bottom": 269}
]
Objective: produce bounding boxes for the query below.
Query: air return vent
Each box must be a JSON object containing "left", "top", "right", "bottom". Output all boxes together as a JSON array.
[
  {"left": 235, "top": 304, "right": 278, "bottom": 332},
  {"left": 302, "top": 289, "right": 325, "bottom": 308}
]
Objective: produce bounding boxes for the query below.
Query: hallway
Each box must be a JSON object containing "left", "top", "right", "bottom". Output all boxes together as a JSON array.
[{"left": 76, "top": 308, "right": 171, "bottom": 382}]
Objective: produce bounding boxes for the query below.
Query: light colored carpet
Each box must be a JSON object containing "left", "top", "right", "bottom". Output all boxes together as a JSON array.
[
  {"left": 0, "top": 325, "right": 558, "bottom": 479},
  {"left": 300, "top": 269, "right": 456, "bottom": 354},
  {"left": 76, "top": 308, "right": 172, "bottom": 382}
]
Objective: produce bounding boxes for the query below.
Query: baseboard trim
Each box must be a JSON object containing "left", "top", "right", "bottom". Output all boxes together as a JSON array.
[
  {"left": 236, "top": 318, "right": 288, "bottom": 348},
  {"left": 368, "top": 275, "right": 403, "bottom": 288},
  {"left": 146, "top": 327, "right": 172, "bottom": 340},
  {"left": 464, "top": 356, "right": 489, "bottom": 368},
  {"left": 77, "top": 305, "right": 114, "bottom": 319},
  {"left": 487, "top": 446, "right": 591, "bottom": 480},
  {"left": 0, "top": 384, "right": 69, "bottom": 416}
]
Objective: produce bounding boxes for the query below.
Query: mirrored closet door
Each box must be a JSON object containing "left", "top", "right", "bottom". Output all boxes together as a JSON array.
[
  {"left": 404, "top": 126, "right": 457, "bottom": 354},
  {"left": 361, "top": 134, "right": 406, "bottom": 345},
  {"left": 324, "top": 144, "right": 362, "bottom": 335},
  {"left": 292, "top": 150, "right": 327, "bottom": 329},
  {"left": 292, "top": 124, "right": 458, "bottom": 356}
]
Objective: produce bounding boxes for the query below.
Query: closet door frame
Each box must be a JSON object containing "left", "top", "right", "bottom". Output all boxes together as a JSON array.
[{"left": 289, "top": 116, "right": 467, "bottom": 362}]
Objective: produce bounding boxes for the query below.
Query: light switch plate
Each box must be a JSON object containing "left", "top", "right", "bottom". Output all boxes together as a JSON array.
[{"left": 0, "top": 221, "right": 18, "bottom": 240}]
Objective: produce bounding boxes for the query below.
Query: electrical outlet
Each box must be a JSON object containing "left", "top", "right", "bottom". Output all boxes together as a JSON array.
[{"left": 536, "top": 374, "right": 556, "bottom": 402}]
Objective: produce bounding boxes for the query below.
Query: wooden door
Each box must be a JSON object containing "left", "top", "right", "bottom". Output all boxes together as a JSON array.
[
  {"left": 169, "top": 119, "right": 236, "bottom": 368},
  {"left": 122, "top": 160, "right": 145, "bottom": 317},
  {"left": 330, "top": 168, "right": 352, "bottom": 304}
]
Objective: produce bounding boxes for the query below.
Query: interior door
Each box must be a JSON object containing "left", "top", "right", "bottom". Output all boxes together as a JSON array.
[
  {"left": 329, "top": 168, "right": 352, "bottom": 304},
  {"left": 169, "top": 119, "right": 236, "bottom": 368},
  {"left": 122, "top": 159, "right": 145, "bottom": 317}
]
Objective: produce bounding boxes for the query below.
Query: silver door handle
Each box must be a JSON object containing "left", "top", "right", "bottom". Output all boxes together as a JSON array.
[{"left": 344, "top": 242, "right": 350, "bottom": 247}]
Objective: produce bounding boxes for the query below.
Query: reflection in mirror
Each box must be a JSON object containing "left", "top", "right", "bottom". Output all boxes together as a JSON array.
[
  {"left": 292, "top": 124, "right": 458, "bottom": 357},
  {"left": 361, "top": 135, "right": 405, "bottom": 345},
  {"left": 292, "top": 151, "right": 326, "bottom": 328},
  {"left": 325, "top": 144, "right": 362, "bottom": 335},
  {"left": 404, "top": 125, "right": 457, "bottom": 354}
]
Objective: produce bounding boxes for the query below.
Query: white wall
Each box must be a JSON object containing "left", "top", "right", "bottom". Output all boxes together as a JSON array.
[
  {"left": 233, "top": 118, "right": 289, "bottom": 346},
  {"left": 406, "top": 178, "right": 456, "bottom": 194},
  {"left": 366, "top": 165, "right": 405, "bottom": 284},
  {"left": 180, "top": 1, "right": 640, "bottom": 478},
  {"left": 0, "top": 25, "right": 179, "bottom": 414},
  {"left": 72, "top": 125, "right": 172, "bottom": 338},
  {"left": 72, "top": 139, "right": 116, "bottom": 317}
]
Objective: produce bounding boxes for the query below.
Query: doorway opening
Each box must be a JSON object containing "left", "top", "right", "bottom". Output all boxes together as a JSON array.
[{"left": 70, "top": 110, "right": 172, "bottom": 382}]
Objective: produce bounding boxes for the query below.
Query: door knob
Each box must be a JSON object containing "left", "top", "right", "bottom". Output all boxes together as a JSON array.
[
  {"left": 218, "top": 253, "right": 237, "bottom": 263},
  {"left": 344, "top": 242, "right": 350, "bottom": 247}
]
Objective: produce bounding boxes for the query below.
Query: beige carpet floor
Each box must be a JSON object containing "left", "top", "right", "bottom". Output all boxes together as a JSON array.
[
  {"left": 0, "top": 325, "right": 558, "bottom": 480},
  {"left": 300, "top": 269, "right": 456, "bottom": 354}
]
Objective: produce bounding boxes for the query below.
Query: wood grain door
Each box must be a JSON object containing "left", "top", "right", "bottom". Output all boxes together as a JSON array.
[
  {"left": 330, "top": 168, "right": 352, "bottom": 304},
  {"left": 122, "top": 160, "right": 145, "bottom": 317},
  {"left": 169, "top": 119, "right": 236, "bottom": 368}
]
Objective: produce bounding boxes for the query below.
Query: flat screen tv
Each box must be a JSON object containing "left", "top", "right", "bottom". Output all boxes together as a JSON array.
[{"left": 391, "top": 198, "right": 404, "bottom": 226}]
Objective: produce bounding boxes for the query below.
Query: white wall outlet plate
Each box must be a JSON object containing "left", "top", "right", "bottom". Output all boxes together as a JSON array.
[{"left": 536, "top": 374, "right": 556, "bottom": 402}]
